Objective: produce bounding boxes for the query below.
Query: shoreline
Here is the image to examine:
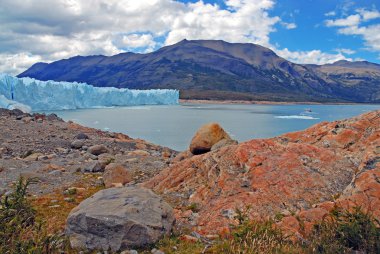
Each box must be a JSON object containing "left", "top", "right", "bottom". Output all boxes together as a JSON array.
[{"left": 179, "top": 99, "right": 375, "bottom": 105}]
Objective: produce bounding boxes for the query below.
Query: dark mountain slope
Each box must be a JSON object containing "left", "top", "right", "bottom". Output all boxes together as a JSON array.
[{"left": 19, "top": 40, "right": 380, "bottom": 103}]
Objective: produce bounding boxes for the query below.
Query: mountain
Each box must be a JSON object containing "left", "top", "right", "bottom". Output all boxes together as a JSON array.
[{"left": 18, "top": 40, "right": 380, "bottom": 103}]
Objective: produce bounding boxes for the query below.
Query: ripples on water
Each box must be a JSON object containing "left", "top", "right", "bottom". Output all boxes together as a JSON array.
[{"left": 45, "top": 103, "right": 379, "bottom": 151}]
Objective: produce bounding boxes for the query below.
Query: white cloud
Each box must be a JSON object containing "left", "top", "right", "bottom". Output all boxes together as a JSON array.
[
  {"left": 325, "top": 11, "right": 336, "bottom": 17},
  {"left": 356, "top": 8, "right": 380, "bottom": 21},
  {"left": 335, "top": 48, "right": 356, "bottom": 55},
  {"left": 325, "top": 8, "right": 380, "bottom": 54},
  {"left": 122, "top": 34, "right": 156, "bottom": 49},
  {"left": 165, "top": 0, "right": 280, "bottom": 47},
  {"left": 338, "top": 24, "right": 380, "bottom": 52},
  {"left": 276, "top": 48, "right": 351, "bottom": 65},
  {"left": 280, "top": 21, "right": 297, "bottom": 29},
  {"left": 325, "top": 14, "right": 361, "bottom": 27},
  {"left": 0, "top": 53, "right": 42, "bottom": 74}
]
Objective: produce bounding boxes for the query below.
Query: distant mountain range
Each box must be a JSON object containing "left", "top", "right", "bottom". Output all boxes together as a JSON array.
[{"left": 18, "top": 40, "right": 380, "bottom": 103}]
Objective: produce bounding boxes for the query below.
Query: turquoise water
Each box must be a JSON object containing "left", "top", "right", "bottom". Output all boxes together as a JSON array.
[{"left": 48, "top": 103, "right": 379, "bottom": 151}]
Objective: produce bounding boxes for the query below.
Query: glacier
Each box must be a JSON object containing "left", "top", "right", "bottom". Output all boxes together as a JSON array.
[{"left": 0, "top": 74, "right": 179, "bottom": 112}]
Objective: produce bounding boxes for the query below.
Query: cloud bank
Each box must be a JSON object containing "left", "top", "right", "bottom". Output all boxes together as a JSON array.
[{"left": 0, "top": 0, "right": 376, "bottom": 74}]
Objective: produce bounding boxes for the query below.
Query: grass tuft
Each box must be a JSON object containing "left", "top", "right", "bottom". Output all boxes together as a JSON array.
[{"left": 308, "top": 206, "right": 380, "bottom": 254}]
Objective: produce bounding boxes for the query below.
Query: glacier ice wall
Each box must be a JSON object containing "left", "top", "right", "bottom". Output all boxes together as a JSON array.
[{"left": 0, "top": 74, "right": 179, "bottom": 112}]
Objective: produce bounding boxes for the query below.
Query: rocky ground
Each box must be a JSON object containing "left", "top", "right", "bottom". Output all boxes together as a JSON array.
[
  {"left": 0, "top": 108, "right": 176, "bottom": 196},
  {"left": 1, "top": 107, "right": 379, "bottom": 253}
]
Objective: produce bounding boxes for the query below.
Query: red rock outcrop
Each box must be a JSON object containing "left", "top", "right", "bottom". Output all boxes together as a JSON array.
[{"left": 144, "top": 110, "right": 380, "bottom": 235}]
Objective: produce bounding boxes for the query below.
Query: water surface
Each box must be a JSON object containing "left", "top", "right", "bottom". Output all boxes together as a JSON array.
[{"left": 47, "top": 103, "right": 379, "bottom": 151}]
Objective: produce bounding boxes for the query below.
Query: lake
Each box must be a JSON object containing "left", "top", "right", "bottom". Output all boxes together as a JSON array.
[{"left": 47, "top": 103, "right": 380, "bottom": 151}]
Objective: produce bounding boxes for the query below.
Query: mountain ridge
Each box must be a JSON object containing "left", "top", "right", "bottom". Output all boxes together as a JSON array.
[{"left": 19, "top": 40, "right": 380, "bottom": 103}]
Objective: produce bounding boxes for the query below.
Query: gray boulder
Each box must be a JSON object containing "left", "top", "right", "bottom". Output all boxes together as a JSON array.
[{"left": 66, "top": 186, "right": 175, "bottom": 252}]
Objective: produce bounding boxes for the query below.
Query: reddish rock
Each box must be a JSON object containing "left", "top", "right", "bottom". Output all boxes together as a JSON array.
[
  {"left": 189, "top": 122, "right": 231, "bottom": 155},
  {"left": 144, "top": 110, "right": 380, "bottom": 235},
  {"left": 103, "top": 163, "right": 131, "bottom": 188}
]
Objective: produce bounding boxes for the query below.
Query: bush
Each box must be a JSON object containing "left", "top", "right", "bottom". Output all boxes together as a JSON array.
[
  {"left": 308, "top": 206, "right": 380, "bottom": 254},
  {"left": 210, "top": 207, "right": 298, "bottom": 254},
  {"left": 0, "top": 177, "right": 63, "bottom": 254}
]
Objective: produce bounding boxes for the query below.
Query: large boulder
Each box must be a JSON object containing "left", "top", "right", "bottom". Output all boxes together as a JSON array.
[
  {"left": 189, "top": 123, "right": 232, "bottom": 155},
  {"left": 66, "top": 186, "right": 175, "bottom": 252}
]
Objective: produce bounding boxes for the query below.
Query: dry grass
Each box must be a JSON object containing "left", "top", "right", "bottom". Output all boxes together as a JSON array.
[{"left": 31, "top": 174, "right": 104, "bottom": 234}]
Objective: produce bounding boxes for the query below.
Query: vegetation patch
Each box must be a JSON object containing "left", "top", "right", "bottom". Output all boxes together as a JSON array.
[
  {"left": 307, "top": 206, "right": 380, "bottom": 254},
  {"left": 2, "top": 178, "right": 379, "bottom": 254},
  {"left": 0, "top": 178, "right": 64, "bottom": 253}
]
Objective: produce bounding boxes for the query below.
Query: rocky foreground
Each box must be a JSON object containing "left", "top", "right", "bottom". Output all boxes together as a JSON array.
[
  {"left": 0, "top": 108, "right": 379, "bottom": 252},
  {"left": 0, "top": 108, "right": 175, "bottom": 196}
]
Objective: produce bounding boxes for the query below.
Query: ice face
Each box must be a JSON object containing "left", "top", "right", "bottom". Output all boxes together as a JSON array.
[{"left": 0, "top": 74, "right": 179, "bottom": 112}]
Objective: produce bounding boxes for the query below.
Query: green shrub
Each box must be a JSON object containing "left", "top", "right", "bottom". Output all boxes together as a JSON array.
[
  {"left": 308, "top": 206, "right": 380, "bottom": 254},
  {"left": 0, "top": 177, "right": 63, "bottom": 254}
]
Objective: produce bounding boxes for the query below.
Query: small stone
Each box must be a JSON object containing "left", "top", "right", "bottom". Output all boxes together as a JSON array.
[
  {"left": 64, "top": 197, "right": 75, "bottom": 203},
  {"left": 110, "top": 183, "right": 123, "bottom": 188},
  {"left": 127, "top": 150, "right": 150, "bottom": 157},
  {"left": 24, "top": 152, "right": 44, "bottom": 161},
  {"left": 82, "top": 162, "right": 106, "bottom": 173},
  {"left": 205, "top": 234, "right": 219, "bottom": 240},
  {"left": 151, "top": 249, "right": 165, "bottom": 254},
  {"left": 71, "top": 140, "right": 84, "bottom": 149},
  {"left": 49, "top": 205, "right": 61, "bottom": 208},
  {"left": 48, "top": 170, "right": 62, "bottom": 176},
  {"left": 121, "top": 251, "right": 138, "bottom": 254},
  {"left": 38, "top": 155, "right": 49, "bottom": 161},
  {"left": 47, "top": 153, "right": 57, "bottom": 159},
  {"left": 88, "top": 145, "right": 108, "bottom": 156},
  {"left": 22, "top": 117, "right": 34, "bottom": 123},
  {"left": 75, "top": 133, "right": 89, "bottom": 140},
  {"left": 180, "top": 235, "right": 198, "bottom": 243}
]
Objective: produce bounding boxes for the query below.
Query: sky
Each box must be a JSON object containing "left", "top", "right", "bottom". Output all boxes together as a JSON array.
[{"left": 0, "top": 0, "right": 379, "bottom": 75}]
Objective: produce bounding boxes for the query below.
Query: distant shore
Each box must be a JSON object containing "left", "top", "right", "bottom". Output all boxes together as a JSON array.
[{"left": 179, "top": 99, "right": 368, "bottom": 105}]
